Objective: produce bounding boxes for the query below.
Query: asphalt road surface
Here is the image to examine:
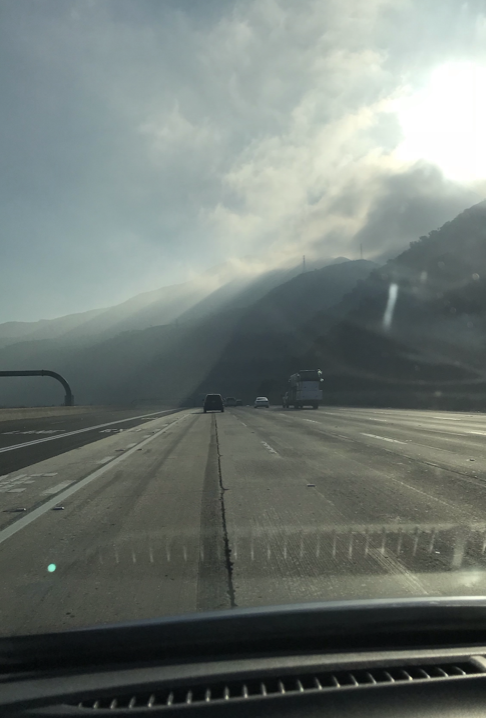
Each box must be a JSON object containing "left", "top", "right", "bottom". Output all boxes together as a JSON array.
[
  {"left": 2, "top": 405, "right": 486, "bottom": 636},
  {"left": 0, "top": 406, "right": 177, "bottom": 475}
]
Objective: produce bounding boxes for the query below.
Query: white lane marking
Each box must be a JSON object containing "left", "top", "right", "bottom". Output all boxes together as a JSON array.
[
  {"left": 97, "top": 456, "right": 115, "bottom": 465},
  {"left": 0, "top": 474, "right": 30, "bottom": 492},
  {"left": 2, "top": 429, "right": 66, "bottom": 435},
  {"left": 386, "top": 474, "right": 459, "bottom": 510},
  {"left": 468, "top": 431, "right": 486, "bottom": 436},
  {"left": 361, "top": 433, "right": 406, "bottom": 444},
  {"left": 42, "top": 481, "right": 73, "bottom": 495},
  {"left": 261, "top": 441, "right": 279, "bottom": 456},
  {"left": 303, "top": 419, "right": 319, "bottom": 424},
  {"left": 0, "top": 416, "right": 186, "bottom": 547},
  {"left": 0, "top": 471, "right": 63, "bottom": 493},
  {"left": 0, "top": 409, "right": 176, "bottom": 454}
]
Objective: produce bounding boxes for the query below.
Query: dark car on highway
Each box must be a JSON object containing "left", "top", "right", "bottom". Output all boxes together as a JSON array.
[{"left": 203, "top": 393, "right": 224, "bottom": 413}]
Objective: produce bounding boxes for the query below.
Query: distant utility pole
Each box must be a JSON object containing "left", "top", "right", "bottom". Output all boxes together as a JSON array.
[
  {"left": 302, "top": 255, "right": 307, "bottom": 273},
  {"left": 360, "top": 243, "right": 363, "bottom": 260}
]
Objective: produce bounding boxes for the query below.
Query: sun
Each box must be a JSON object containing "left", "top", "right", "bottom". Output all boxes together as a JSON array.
[{"left": 394, "top": 62, "right": 486, "bottom": 183}]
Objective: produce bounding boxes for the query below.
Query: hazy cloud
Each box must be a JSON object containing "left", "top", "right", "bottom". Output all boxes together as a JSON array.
[{"left": 1, "top": 0, "right": 485, "bottom": 321}]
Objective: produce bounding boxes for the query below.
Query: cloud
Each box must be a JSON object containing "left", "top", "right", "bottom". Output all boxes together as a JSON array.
[
  {"left": 351, "top": 164, "right": 481, "bottom": 260},
  {"left": 192, "top": 0, "right": 485, "bottom": 264},
  {"left": 0, "top": 0, "right": 485, "bottom": 321}
]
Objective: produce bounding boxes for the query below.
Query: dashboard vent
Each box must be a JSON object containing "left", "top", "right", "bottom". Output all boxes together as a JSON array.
[{"left": 71, "top": 661, "right": 482, "bottom": 711}]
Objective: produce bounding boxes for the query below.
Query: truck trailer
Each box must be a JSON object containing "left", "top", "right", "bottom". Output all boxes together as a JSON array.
[{"left": 283, "top": 369, "right": 323, "bottom": 409}]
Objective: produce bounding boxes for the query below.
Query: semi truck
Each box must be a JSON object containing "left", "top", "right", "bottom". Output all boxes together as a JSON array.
[{"left": 282, "top": 369, "right": 323, "bottom": 409}]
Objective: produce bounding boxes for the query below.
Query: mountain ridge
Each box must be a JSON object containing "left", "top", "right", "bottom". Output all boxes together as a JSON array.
[
  {"left": 0, "top": 255, "right": 351, "bottom": 350},
  {"left": 300, "top": 199, "right": 486, "bottom": 409},
  {"left": 0, "top": 259, "right": 373, "bottom": 407}
]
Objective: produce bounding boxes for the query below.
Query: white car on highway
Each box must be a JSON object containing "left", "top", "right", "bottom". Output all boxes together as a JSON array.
[{"left": 254, "top": 396, "right": 270, "bottom": 408}]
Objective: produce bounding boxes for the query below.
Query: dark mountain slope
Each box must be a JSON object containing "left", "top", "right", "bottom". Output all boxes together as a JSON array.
[
  {"left": 188, "top": 260, "right": 376, "bottom": 403},
  {"left": 0, "top": 256, "right": 349, "bottom": 351},
  {"left": 304, "top": 200, "right": 486, "bottom": 409},
  {"left": 0, "top": 261, "right": 373, "bottom": 407}
]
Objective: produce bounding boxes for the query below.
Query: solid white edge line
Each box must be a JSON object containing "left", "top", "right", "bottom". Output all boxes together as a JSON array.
[
  {"left": 0, "top": 409, "right": 177, "bottom": 454},
  {"left": 0, "top": 415, "right": 186, "bottom": 546}
]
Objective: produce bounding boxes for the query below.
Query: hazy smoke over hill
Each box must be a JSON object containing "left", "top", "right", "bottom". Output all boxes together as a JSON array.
[{"left": 1, "top": 0, "right": 485, "bottom": 322}]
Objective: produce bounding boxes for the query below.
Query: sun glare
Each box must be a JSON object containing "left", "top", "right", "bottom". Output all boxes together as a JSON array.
[{"left": 395, "top": 62, "right": 486, "bottom": 182}]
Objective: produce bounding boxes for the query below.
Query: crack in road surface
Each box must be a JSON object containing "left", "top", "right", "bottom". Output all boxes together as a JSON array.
[
  {"left": 196, "top": 414, "right": 236, "bottom": 611},
  {"left": 215, "top": 417, "right": 236, "bottom": 609}
]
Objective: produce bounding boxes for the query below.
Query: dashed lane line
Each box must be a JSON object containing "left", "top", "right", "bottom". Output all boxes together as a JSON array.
[
  {"left": 361, "top": 433, "right": 406, "bottom": 445},
  {"left": 261, "top": 441, "right": 280, "bottom": 456}
]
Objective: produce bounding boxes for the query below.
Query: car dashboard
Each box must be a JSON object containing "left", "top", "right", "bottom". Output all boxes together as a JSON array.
[{"left": 2, "top": 599, "right": 486, "bottom": 717}]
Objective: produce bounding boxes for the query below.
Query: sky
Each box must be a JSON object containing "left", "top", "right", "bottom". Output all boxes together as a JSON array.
[{"left": 1, "top": 0, "right": 486, "bottom": 322}]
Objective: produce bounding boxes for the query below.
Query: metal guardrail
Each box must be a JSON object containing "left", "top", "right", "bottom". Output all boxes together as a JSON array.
[{"left": 0, "top": 370, "right": 74, "bottom": 406}]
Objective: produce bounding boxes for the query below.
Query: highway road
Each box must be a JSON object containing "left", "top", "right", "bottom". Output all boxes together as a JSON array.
[
  {"left": 0, "top": 406, "right": 178, "bottom": 475},
  {"left": 2, "top": 405, "right": 486, "bottom": 636}
]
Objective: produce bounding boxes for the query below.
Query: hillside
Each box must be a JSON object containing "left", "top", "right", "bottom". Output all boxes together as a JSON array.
[
  {"left": 0, "top": 266, "right": 232, "bottom": 349},
  {"left": 0, "top": 259, "right": 370, "bottom": 407},
  {"left": 304, "top": 200, "right": 486, "bottom": 409},
  {"left": 0, "top": 309, "right": 106, "bottom": 350},
  {"left": 5, "top": 189, "right": 486, "bottom": 411},
  {"left": 186, "top": 260, "right": 376, "bottom": 403},
  {"left": 0, "top": 256, "right": 347, "bottom": 352}
]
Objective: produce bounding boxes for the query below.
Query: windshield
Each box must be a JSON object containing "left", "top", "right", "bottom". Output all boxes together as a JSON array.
[{"left": 1, "top": 0, "right": 486, "bottom": 637}]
